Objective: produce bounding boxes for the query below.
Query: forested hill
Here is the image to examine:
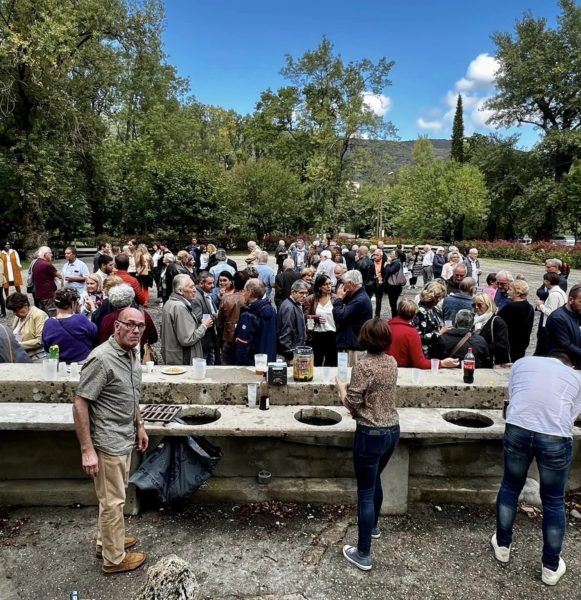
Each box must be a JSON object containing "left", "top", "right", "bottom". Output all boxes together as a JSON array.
[{"left": 351, "top": 138, "right": 452, "bottom": 180}]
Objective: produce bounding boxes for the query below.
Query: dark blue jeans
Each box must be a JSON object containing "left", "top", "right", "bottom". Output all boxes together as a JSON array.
[
  {"left": 496, "top": 423, "right": 573, "bottom": 570},
  {"left": 353, "top": 423, "right": 400, "bottom": 555}
]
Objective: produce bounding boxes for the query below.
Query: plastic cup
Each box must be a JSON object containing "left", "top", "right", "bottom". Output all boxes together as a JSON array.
[
  {"left": 247, "top": 383, "right": 258, "bottom": 408},
  {"left": 58, "top": 361, "right": 68, "bottom": 378},
  {"left": 254, "top": 354, "right": 268, "bottom": 376},
  {"left": 444, "top": 320, "right": 452, "bottom": 327},
  {"left": 411, "top": 368, "right": 421, "bottom": 384},
  {"left": 192, "top": 357, "right": 207, "bottom": 380},
  {"left": 337, "top": 352, "right": 348, "bottom": 368},
  {"left": 146, "top": 361, "right": 154, "bottom": 373},
  {"left": 43, "top": 359, "right": 57, "bottom": 381},
  {"left": 69, "top": 362, "right": 79, "bottom": 379},
  {"left": 431, "top": 359, "right": 439, "bottom": 374}
]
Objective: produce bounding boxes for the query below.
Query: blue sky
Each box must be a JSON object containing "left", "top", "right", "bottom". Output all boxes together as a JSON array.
[{"left": 162, "top": 0, "right": 562, "bottom": 149}]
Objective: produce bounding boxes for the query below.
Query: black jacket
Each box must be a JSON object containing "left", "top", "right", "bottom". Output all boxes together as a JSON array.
[
  {"left": 431, "top": 328, "right": 491, "bottom": 368},
  {"left": 274, "top": 270, "right": 301, "bottom": 307},
  {"left": 479, "top": 315, "right": 511, "bottom": 365},
  {"left": 333, "top": 287, "right": 373, "bottom": 351},
  {"left": 277, "top": 297, "right": 307, "bottom": 360},
  {"left": 546, "top": 305, "right": 581, "bottom": 368}
]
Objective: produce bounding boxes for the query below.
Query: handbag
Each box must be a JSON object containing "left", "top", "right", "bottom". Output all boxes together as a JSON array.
[
  {"left": 490, "top": 316, "right": 496, "bottom": 368},
  {"left": 387, "top": 263, "right": 407, "bottom": 287}
]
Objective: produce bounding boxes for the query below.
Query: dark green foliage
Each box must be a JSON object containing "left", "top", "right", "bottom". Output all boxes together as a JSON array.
[{"left": 451, "top": 95, "right": 464, "bottom": 163}]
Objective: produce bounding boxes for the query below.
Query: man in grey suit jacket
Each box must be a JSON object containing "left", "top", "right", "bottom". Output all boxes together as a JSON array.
[{"left": 191, "top": 271, "right": 221, "bottom": 365}]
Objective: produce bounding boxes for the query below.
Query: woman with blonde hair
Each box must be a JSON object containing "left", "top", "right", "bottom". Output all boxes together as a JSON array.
[
  {"left": 135, "top": 243, "right": 153, "bottom": 305},
  {"left": 498, "top": 279, "right": 534, "bottom": 361},
  {"left": 441, "top": 251, "right": 462, "bottom": 281},
  {"left": 472, "top": 292, "right": 511, "bottom": 366},
  {"left": 412, "top": 280, "right": 447, "bottom": 357},
  {"left": 81, "top": 274, "right": 104, "bottom": 317}
]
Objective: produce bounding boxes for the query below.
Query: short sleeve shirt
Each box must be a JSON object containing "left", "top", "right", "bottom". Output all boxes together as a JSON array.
[
  {"left": 62, "top": 258, "right": 89, "bottom": 295},
  {"left": 76, "top": 336, "right": 141, "bottom": 455}
]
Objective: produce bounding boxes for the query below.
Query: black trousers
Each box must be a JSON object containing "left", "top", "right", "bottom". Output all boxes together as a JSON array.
[
  {"left": 311, "top": 330, "right": 337, "bottom": 366},
  {"left": 384, "top": 285, "right": 403, "bottom": 318}
]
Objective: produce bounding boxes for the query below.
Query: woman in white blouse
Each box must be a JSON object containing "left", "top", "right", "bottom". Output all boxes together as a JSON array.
[{"left": 304, "top": 274, "right": 337, "bottom": 366}]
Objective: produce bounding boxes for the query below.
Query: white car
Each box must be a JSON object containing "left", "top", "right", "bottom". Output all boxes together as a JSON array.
[{"left": 550, "top": 235, "right": 576, "bottom": 246}]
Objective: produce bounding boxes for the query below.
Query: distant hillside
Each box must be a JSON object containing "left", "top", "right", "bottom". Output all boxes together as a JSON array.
[{"left": 350, "top": 138, "right": 452, "bottom": 182}]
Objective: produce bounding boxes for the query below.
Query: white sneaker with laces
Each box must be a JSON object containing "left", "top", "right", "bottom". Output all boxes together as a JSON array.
[
  {"left": 542, "top": 557, "right": 566, "bottom": 586},
  {"left": 490, "top": 533, "right": 511, "bottom": 563}
]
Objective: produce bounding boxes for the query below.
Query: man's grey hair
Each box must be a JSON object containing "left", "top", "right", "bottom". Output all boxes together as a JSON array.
[
  {"left": 283, "top": 257, "right": 295, "bottom": 270},
  {"left": 320, "top": 250, "right": 332, "bottom": 259},
  {"left": 247, "top": 240, "right": 256, "bottom": 249},
  {"left": 164, "top": 253, "right": 175, "bottom": 263},
  {"left": 257, "top": 251, "right": 268, "bottom": 263},
  {"left": 459, "top": 277, "right": 476, "bottom": 295},
  {"left": 244, "top": 278, "right": 265, "bottom": 299},
  {"left": 215, "top": 249, "right": 227, "bottom": 262},
  {"left": 546, "top": 258, "right": 562, "bottom": 269},
  {"left": 291, "top": 280, "right": 309, "bottom": 293},
  {"left": 37, "top": 246, "right": 51, "bottom": 258},
  {"left": 334, "top": 263, "right": 347, "bottom": 274},
  {"left": 108, "top": 283, "right": 135, "bottom": 309},
  {"left": 173, "top": 273, "right": 192, "bottom": 293},
  {"left": 455, "top": 309, "right": 474, "bottom": 329},
  {"left": 496, "top": 270, "right": 514, "bottom": 282},
  {"left": 351, "top": 244, "right": 359, "bottom": 251},
  {"left": 453, "top": 263, "right": 467, "bottom": 275},
  {"left": 342, "top": 270, "right": 363, "bottom": 287}
]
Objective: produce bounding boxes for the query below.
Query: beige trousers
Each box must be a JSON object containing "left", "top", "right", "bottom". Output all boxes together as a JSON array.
[{"left": 94, "top": 451, "right": 131, "bottom": 566}]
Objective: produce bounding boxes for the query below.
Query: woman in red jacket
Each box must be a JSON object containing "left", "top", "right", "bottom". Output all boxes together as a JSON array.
[{"left": 386, "top": 299, "right": 457, "bottom": 369}]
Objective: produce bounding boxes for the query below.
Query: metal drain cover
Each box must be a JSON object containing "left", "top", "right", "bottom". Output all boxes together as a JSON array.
[{"left": 140, "top": 404, "right": 182, "bottom": 423}]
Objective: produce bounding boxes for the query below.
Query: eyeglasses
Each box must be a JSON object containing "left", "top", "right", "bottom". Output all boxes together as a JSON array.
[
  {"left": 472, "top": 303, "right": 485, "bottom": 309},
  {"left": 117, "top": 320, "right": 146, "bottom": 331}
]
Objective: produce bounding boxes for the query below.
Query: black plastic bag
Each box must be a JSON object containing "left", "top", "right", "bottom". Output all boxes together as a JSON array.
[{"left": 129, "top": 429, "right": 222, "bottom": 506}]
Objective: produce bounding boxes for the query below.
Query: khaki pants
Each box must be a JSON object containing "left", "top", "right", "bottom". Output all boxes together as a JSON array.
[{"left": 94, "top": 451, "right": 131, "bottom": 566}]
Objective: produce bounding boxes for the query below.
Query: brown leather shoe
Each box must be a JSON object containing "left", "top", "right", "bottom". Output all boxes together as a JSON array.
[
  {"left": 96, "top": 536, "right": 138, "bottom": 559},
  {"left": 102, "top": 551, "right": 146, "bottom": 574}
]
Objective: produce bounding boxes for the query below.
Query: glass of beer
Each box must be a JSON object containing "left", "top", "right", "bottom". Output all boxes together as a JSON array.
[{"left": 254, "top": 354, "right": 268, "bottom": 376}]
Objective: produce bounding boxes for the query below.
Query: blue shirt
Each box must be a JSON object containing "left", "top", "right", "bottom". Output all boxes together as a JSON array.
[
  {"left": 62, "top": 258, "right": 89, "bottom": 296},
  {"left": 256, "top": 264, "right": 276, "bottom": 299}
]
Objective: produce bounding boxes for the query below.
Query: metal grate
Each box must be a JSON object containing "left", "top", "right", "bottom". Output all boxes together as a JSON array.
[{"left": 140, "top": 404, "right": 182, "bottom": 423}]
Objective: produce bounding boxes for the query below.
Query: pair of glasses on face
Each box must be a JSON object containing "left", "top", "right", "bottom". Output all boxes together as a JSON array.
[
  {"left": 117, "top": 320, "right": 146, "bottom": 331},
  {"left": 472, "top": 303, "right": 485, "bottom": 309}
]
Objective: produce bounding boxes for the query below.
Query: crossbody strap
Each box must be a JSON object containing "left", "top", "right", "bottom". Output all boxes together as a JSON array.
[{"left": 449, "top": 331, "right": 472, "bottom": 359}]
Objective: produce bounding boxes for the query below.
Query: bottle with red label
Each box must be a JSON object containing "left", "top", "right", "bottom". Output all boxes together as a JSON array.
[{"left": 463, "top": 347, "right": 475, "bottom": 384}]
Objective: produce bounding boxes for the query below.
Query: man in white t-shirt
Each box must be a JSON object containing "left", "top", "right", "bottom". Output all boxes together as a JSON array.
[
  {"left": 421, "top": 244, "right": 434, "bottom": 284},
  {"left": 491, "top": 353, "right": 581, "bottom": 586}
]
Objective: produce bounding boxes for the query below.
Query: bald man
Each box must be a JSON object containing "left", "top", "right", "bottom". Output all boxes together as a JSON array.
[{"left": 73, "top": 307, "right": 148, "bottom": 574}]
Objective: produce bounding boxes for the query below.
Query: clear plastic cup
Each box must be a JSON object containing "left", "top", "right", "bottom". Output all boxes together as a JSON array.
[
  {"left": 145, "top": 361, "right": 154, "bottom": 373},
  {"left": 192, "top": 357, "right": 207, "bottom": 380},
  {"left": 247, "top": 383, "right": 258, "bottom": 408},
  {"left": 43, "top": 359, "right": 57, "bottom": 381},
  {"left": 58, "top": 361, "right": 68, "bottom": 378},
  {"left": 411, "top": 368, "right": 421, "bottom": 384},
  {"left": 431, "top": 359, "right": 439, "bottom": 374},
  {"left": 254, "top": 354, "right": 268, "bottom": 376},
  {"left": 69, "top": 362, "right": 79, "bottom": 379}
]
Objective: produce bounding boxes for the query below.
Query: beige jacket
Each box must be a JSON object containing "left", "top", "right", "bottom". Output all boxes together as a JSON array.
[{"left": 12, "top": 306, "right": 48, "bottom": 353}]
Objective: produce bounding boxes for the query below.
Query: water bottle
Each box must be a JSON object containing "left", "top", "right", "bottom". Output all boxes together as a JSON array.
[
  {"left": 463, "top": 347, "right": 475, "bottom": 384},
  {"left": 49, "top": 344, "right": 60, "bottom": 362}
]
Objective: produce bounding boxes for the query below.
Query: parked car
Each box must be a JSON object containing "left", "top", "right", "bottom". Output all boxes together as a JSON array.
[{"left": 550, "top": 235, "right": 576, "bottom": 246}]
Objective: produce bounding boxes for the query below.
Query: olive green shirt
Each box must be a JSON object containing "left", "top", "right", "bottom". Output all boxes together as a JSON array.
[{"left": 76, "top": 336, "right": 141, "bottom": 455}]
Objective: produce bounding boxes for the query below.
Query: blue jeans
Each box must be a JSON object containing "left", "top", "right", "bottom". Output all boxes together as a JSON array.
[
  {"left": 353, "top": 423, "right": 400, "bottom": 555},
  {"left": 496, "top": 423, "right": 573, "bottom": 570}
]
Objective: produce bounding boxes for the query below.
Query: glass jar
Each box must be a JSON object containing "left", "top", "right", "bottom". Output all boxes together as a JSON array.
[{"left": 293, "top": 346, "right": 314, "bottom": 382}]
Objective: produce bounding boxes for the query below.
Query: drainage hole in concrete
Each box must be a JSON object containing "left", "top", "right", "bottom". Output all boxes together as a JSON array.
[
  {"left": 294, "top": 408, "right": 341, "bottom": 427},
  {"left": 178, "top": 407, "right": 221, "bottom": 426},
  {"left": 442, "top": 410, "right": 493, "bottom": 428}
]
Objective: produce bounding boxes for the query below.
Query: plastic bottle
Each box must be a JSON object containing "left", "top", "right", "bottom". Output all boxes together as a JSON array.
[
  {"left": 463, "top": 347, "right": 475, "bottom": 384},
  {"left": 49, "top": 345, "right": 60, "bottom": 362}
]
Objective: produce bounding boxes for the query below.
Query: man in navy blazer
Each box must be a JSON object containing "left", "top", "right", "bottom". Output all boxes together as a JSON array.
[{"left": 546, "top": 284, "right": 581, "bottom": 368}]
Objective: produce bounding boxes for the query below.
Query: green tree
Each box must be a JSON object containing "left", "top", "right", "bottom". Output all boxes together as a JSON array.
[
  {"left": 451, "top": 95, "right": 465, "bottom": 163},
  {"left": 485, "top": 0, "right": 581, "bottom": 238}
]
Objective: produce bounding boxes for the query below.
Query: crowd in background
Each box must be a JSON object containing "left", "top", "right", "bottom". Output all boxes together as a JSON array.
[{"left": 0, "top": 236, "right": 576, "bottom": 371}]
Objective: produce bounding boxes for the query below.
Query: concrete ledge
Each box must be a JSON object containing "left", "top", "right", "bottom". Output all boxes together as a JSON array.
[{"left": 0, "top": 364, "right": 510, "bottom": 409}]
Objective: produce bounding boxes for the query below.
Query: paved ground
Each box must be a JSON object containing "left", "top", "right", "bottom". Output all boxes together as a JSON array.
[{"left": 1, "top": 499, "right": 580, "bottom": 600}]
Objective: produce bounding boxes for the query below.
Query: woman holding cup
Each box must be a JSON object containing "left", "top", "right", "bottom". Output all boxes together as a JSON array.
[{"left": 304, "top": 274, "right": 337, "bottom": 366}]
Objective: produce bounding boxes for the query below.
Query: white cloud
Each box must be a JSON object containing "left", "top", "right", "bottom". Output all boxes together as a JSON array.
[
  {"left": 471, "top": 97, "right": 495, "bottom": 128},
  {"left": 445, "top": 91, "right": 478, "bottom": 110},
  {"left": 417, "top": 117, "right": 444, "bottom": 132},
  {"left": 362, "top": 92, "right": 391, "bottom": 117},
  {"left": 466, "top": 53, "right": 499, "bottom": 88},
  {"left": 455, "top": 77, "right": 475, "bottom": 92}
]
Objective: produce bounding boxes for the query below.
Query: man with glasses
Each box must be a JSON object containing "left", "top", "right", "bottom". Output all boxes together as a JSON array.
[
  {"left": 72, "top": 307, "right": 149, "bottom": 574},
  {"left": 442, "top": 277, "right": 476, "bottom": 324},
  {"left": 277, "top": 280, "right": 309, "bottom": 363},
  {"left": 445, "top": 263, "right": 468, "bottom": 296},
  {"left": 536, "top": 258, "right": 568, "bottom": 302},
  {"left": 494, "top": 270, "right": 513, "bottom": 310}
]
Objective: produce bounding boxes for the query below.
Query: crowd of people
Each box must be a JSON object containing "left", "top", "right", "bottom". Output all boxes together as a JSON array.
[
  {"left": 1, "top": 236, "right": 580, "bottom": 585},
  {"left": 0, "top": 237, "right": 576, "bottom": 372}
]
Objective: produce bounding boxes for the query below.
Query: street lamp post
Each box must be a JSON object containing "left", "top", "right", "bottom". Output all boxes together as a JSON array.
[{"left": 376, "top": 171, "right": 394, "bottom": 239}]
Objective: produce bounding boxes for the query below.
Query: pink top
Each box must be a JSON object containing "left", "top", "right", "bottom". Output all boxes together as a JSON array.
[{"left": 483, "top": 286, "right": 497, "bottom": 300}]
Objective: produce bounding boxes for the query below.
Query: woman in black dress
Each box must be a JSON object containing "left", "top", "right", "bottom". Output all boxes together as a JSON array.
[
  {"left": 472, "top": 292, "right": 511, "bottom": 365},
  {"left": 498, "top": 280, "right": 534, "bottom": 362}
]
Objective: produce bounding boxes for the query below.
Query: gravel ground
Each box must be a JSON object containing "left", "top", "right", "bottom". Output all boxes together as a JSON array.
[{"left": 1, "top": 499, "right": 580, "bottom": 600}]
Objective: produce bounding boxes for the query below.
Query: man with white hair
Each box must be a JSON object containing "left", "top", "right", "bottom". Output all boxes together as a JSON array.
[
  {"left": 275, "top": 258, "right": 300, "bottom": 307},
  {"left": 465, "top": 248, "right": 481, "bottom": 286},
  {"left": 316, "top": 250, "right": 337, "bottom": 285},
  {"left": 161, "top": 274, "right": 212, "bottom": 365},
  {"left": 31, "top": 246, "right": 62, "bottom": 317},
  {"left": 332, "top": 270, "right": 373, "bottom": 366},
  {"left": 537, "top": 258, "right": 568, "bottom": 301},
  {"left": 244, "top": 241, "right": 261, "bottom": 266},
  {"left": 495, "top": 271, "right": 514, "bottom": 311},
  {"left": 256, "top": 251, "right": 276, "bottom": 300}
]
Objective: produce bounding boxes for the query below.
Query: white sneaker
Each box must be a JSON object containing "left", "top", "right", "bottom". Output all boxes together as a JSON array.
[
  {"left": 542, "top": 557, "right": 566, "bottom": 586},
  {"left": 490, "top": 533, "right": 511, "bottom": 563}
]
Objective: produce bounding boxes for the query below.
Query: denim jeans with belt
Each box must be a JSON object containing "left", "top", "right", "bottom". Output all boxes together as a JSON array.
[
  {"left": 496, "top": 423, "right": 573, "bottom": 570},
  {"left": 353, "top": 422, "right": 400, "bottom": 556}
]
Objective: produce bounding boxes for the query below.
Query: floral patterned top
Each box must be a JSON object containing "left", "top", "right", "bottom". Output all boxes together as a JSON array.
[
  {"left": 412, "top": 302, "right": 443, "bottom": 358},
  {"left": 343, "top": 353, "right": 399, "bottom": 428}
]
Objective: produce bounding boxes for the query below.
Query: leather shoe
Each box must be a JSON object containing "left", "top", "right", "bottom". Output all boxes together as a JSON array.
[
  {"left": 102, "top": 551, "right": 146, "bottom": 574},
  {"left": 96, "top": 535, "right": 138, "bottom": 559}
]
